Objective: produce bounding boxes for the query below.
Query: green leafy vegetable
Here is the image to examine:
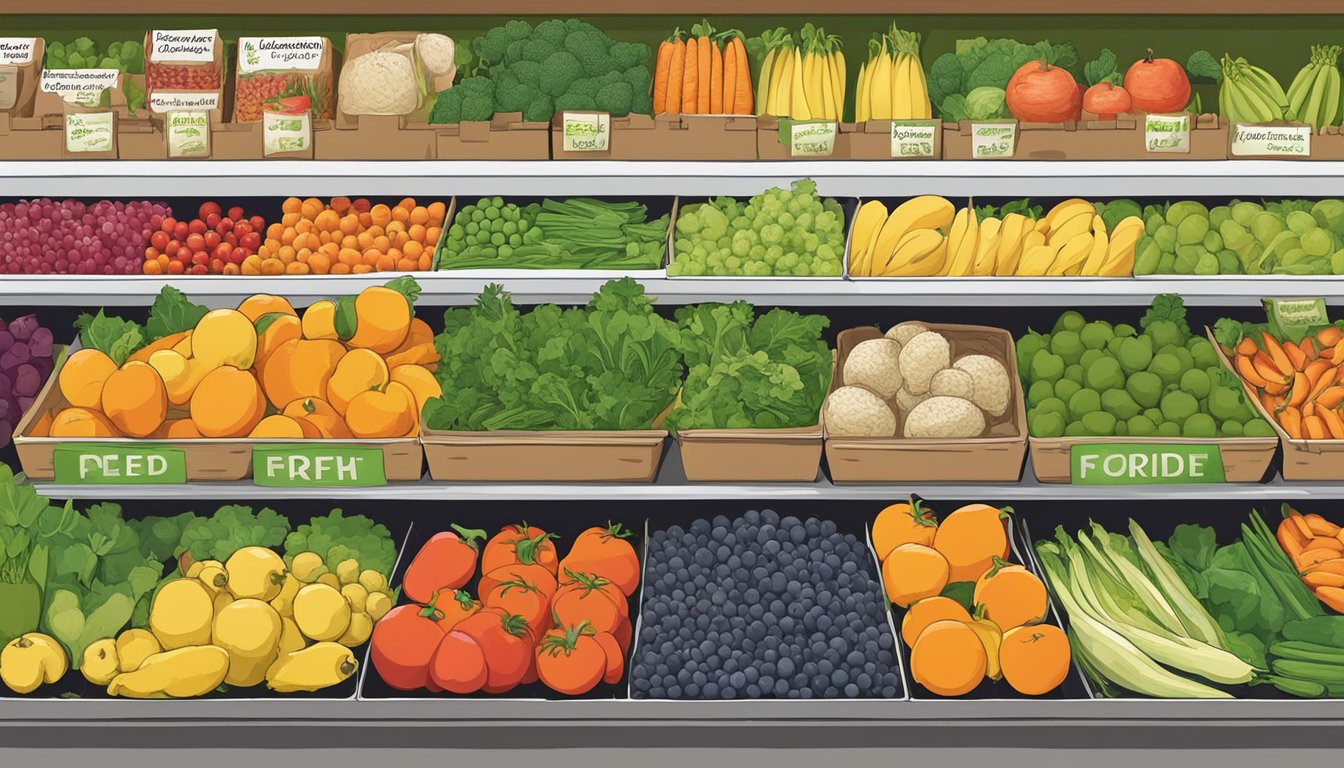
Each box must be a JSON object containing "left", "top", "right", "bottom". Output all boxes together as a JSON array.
[
  {"left": 0, "top": 465, "right": 78, "bottom": 645},
  {"left": 284, "top": 509, "right": 396, "bottom": 578},
  {"left": 176, "top": 505, "right": 291, "bottom": 564},
  {"left": 1186, "top": 50, "right": 1222, "bottom": 82},
  {"left": 74, "top": 310, "right": 145, "bottom": 365},
  {"left": 1083, "top": 48, "right": 1120, "bottom": 87},
  {"left": 144, "top": 286, "right": 209, "bottom": 342}
]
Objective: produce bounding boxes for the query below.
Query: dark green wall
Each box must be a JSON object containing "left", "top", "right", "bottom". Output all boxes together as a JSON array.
[{"left": 11, "top": 14, "right": 1342, "bottom": 118}]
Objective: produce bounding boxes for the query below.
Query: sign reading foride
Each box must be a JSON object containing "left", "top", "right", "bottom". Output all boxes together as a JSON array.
[{"left": 1070, "top": 443, "right": 1226, "bottom": 484}]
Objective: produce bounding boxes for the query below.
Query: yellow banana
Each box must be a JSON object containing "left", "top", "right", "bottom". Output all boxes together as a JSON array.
[
  {"left": 819, "top": 55, "right": 837, "bottom": 121},
  {"left": 1079, "top": 216, "right": 1110, "bottom": 275},
  {"left": 848, "top": 201, "right": 889, "bottom": 276},
  {"left": 1047, "top": 211, "right": 1095, "bottom": 247},
  {"left": 1042, "top": 198, "right": 1095, "bottom": 235},
  {"left": 767, "top": 46, "right": 791, "bottom": 116},
  {"left": 889, "top": 53, "right": 908, "bottom": 120},
  {"left": 831, "top": 50, "right": 846, "bottom": 119},
  {"left": 756, "top": 47, "right": 777, "bottom": 117},
  {"left": 885, "top": 229, "right": 946, "bottom": 276},
  {"left": 994, "top": 213, "right": 1029, "bottom": 275},
  {"left": 1100, "top": 217, "right": 1144, "bottom": 277},
  {"left": 870, "top": 44, "right": 892, "bottom": 120},
  {"left": 790, "top": 47, "right": 811, "bottom": 120},
  {"left": 973, "top": 216, "right": 1002, "bottom": 276},
  {"left": 943, "top": 207, "right": 979, "bottom": 276},
  {"left": 913, "top": 55, "right": 932, "bottom": 119},
  {"left": 869, "top": 196, "right": 955, "bottom": 266},
  {"left": 806, "top": 50, "right": 827, "bottom": 117},
  {"left": 1046, "top": 233, "right": 1093, "bottom": 276},
  {"left": 1017, "top": 241, "right": 1066, "bottom": 276},
  {"left": 855, "top": 60, "right": 870, "bottom": 123}
]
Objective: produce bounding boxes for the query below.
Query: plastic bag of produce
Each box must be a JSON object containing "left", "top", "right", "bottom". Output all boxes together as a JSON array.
[
  {"left": 143, "top": 30, "right": 223, "bottom": 113},
  {"left": 233, "top": 36, "right": 333, "bottom": 122},
  {"left": 339, "top": 33, "right": 423, "bottom": 117},
  {"left": 0, "top": 37, "right": 43, "bottom": 116}
]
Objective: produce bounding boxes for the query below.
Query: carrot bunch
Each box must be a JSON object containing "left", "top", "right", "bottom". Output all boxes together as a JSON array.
[
  {"left": 653, "top": 21, "right": 753, "bottom": 117},
  {"left": 369, "top": 522, "right": 640, "bottom": 697},
  {"left": 1276, "top": 505, "right": 1344, "bottom": 613},
  {"left": 1227, "top": 326, "right": 1344, "bottom": 439}
]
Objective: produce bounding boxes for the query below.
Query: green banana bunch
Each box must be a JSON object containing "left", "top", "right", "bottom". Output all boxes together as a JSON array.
[
  {"left": 1287, "top": 44, "right": 1342, "bottom": 130},
  {"left": 1220, "top": 53, "right": 1290, "bottom": 124}
]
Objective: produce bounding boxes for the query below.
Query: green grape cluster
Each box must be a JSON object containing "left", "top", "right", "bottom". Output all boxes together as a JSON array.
[
  {"left": 1018, "top": 296, "right": 1276, "bottom": 439},
  {"left": 46, "top": 38, "right": 145, "bottom": 74},
  {"left": 443, "top": 196, "right": 543, "bottom": 261},
  {"left": 1133, "top": 198, "right": 1344, "bottom": 276},
  {"left": 668, "top": 179, "right": 845, "bottom": 277}
]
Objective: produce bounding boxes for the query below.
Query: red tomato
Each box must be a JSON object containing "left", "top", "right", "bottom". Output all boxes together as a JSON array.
[
  {"left": 402, "top": 527, "right": 487, "bottom": 604},
  {"left": 150, "top": 231, "right": 169, "bottom": 250},
  {"left": 176, "top": 246, "right": 192, "bottom": 262},
  {"left": 228, "top": 248, "right": 247, "bottom": 265},
  {"left": 234, "top": 220, "right": 253, "bottom": 238},
  {"left": 240, "top": 232, "right": 261, "bottom": 251},
  {"left": 199, "top": 201, "right": 222, "bottom": 220},
  {"left": 144, "top": 246, "right": 160, "bottom": 260},
  {"left": 204, "top": 231, "right": 222, "bottom": 250},
  {"left": 215, "top": 218, "right": 234, "bottom": 236},
  {"left": 454, "top": 608, "right": 535, "bottom": 695},
  {"left": 191, "top": 251, "right": 209, "bottom": 266},
  {"left": 250, "top": 215, "right": 265, "bottom": 231},
  {"left": 227, "top": 206, "right": 245, "bottom": 221},
  {"left": 370, "top": 604, "right": 445, "bottom": 691},
  {"left": 352, "top": 198, "right": 371, "bottom": 213},
  {"left": 167, "top": 260, "right": 185, "bottom": 275},
  {"left": 209, "top": 258, "right": 225, "bottom": 273},
  {"left": 161, "top": 217, "right": 178, "bottom": 232},
  {"left": 190, "top": 264, "right": 209, "bottom": 275},
  {"left": 185, "top": 233, "right": 205, "bottom": 253},
  {"left": 173, "top": 221, "right": 190, "bottom": 240},
  {"left": 213, "top": 242, "right": 233, "bottom": 261},
  {"left": 428, "top": 630, "right": 488, "bottom": 695},
  {"left": 482, "top": 523, "right": 559, "bottom": 575},
  {"left": 188, "top": 218, "right": 208, "bottom": 235}
]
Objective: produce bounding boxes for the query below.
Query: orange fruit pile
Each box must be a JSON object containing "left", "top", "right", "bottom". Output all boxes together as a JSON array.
[{"left": 246, "top": 197, "right": 446, "bottom": 276}]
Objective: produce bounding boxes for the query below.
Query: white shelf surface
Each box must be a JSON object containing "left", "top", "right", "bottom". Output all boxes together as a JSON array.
[
  {"left": 28, "top": 451, "right": 1340, "bottom": 501},
  {"left": 7, "top": 159, "right": 1344, "bottom": 198},
  {"left": 3, "top": 274, "right": 1343, "bottom": 307}
]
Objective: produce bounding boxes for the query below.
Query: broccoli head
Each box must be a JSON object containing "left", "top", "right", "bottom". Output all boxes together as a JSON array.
[
  {"left": 534, "top": 20, "right": 567, "bottom": 46},
  {"left": 565, "top": 18, "right": 599, "bottom": 35},
  {"left": 513, "top": 60, "right": 542, "bottom": 88},
  {"left": 524, "top": 95, "right": 554, "bottom": 123},
  {"left": 568, "top": 77, "right": 600, "bottom": 98},
  {"left": 456, "top": 76, "right": 497, "bottom": 122},
  {"left": 505, "top": 40, "right": 526, "bottom": 65},
  {"left": 563, "top": 30, "right": 617, "bottom": 77},
  {"left": 610, "top": 41, "right": 650, "bottom": 71},
  {"left": 625, "top": 64, "right": 652, "bottom": 95},
  {"left": 504, "top": 20, "right": 532, "bottom": 41},
  {"left": 521, "top": 38, "right": 558, "bottom": 64},
  {"left": 599, "top": 70, "right": 623, "bottom": 86},
  {"left": 554, "top": 93, "right": 597, "bottom": 112},
  {"left": 473, "top": 27, "right": 512, "bottom": 64},
  {"left": 429, "top": 88, "right": 464, "bottom": 124},
  {"left": 632, "top": 90, "right": 653, "bottom": 116},
  {"left": 595, "top": 81, "right": 634, "bottom": 116},
  {"left": 496, "top": 75, "right": 539, "bottom": 114},
  {"left": 539, "top": 51, "right": 583, "bottom": 97}
]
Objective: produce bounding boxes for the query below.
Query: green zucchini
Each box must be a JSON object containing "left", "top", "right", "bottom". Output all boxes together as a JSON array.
[
  {"left": 1271, "top": 658, "right": 1344, "bottom": 684},
  {"left": 1270, "top": 640, "right": 1344, "bottom": 665}
]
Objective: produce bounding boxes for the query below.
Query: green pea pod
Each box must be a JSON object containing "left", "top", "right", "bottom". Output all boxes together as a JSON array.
[
  {"left": 0, "top": 582, "right": 43, "bottom": 647},
  {"left": 1263, "top": 674, "right": 1326, "bottom": 698}
]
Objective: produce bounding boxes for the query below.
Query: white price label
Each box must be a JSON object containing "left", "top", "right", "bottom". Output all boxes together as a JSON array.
[
  {"left": 0, "top": 38, "right": 36, "bottom": 65},
  {"left": 1231, "top": 123, "right": 1312, "bottom": 157},
  {"left": 41, "top": 68, "right": 119, "bottom": 106},
  {"left": 149, "top": 91, "right": 221, "bottom": 113},
  {"left": 971, "top": 121, "right": 1016, "bottom": 159},
  {"left": 238, "top": 37, "right": 325, "bottom": 73},
  {"left": 167, "top": 111, "right": 209, "bottom": 158},
  {"left": 790, "top": 120, "right": 837, "bottom": 156},
  {"left": 65, "top": 111, "right": 114, "bottom": 153},
  {"left": 890, "top": 121, "right": 937, "bottom": 158},
  {"left": 1145, "top": 113, "right": 1190, "bottom": 154},
  {"left": 149, "top": 30, "right": 217, "bottom": 63},
  {"left": 264, "top": 110, "right": 311, "bottom": 156},
  {"left": 561, "top": 112, "right": 610, "bottom": 152},
  {"left": 0, "top": 66, "right": 16, "bottom": 111}
]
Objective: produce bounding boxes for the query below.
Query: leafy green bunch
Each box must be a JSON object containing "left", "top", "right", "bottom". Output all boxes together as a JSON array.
[
  {"left": 666, "top": 302, "right": 832, "bottom": 431},
  {"left": 422, "top": 278, "right": 683, "bottom": 432},
  {"left": 430, "top": 18, "right": 653, "bottom": 124},
  {"left": 928, "top": 37, "right": 1079, "bottom": 122},
  {"left": 284, "top": 509, "right": 397, "bottom": 578}
]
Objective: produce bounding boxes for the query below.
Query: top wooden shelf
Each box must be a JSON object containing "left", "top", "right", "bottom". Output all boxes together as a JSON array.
[{"left": 5, "top": 0, "right": 1343, "bottom": 14}]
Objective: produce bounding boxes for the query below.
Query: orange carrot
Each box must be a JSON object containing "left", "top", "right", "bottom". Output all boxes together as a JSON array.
[
  {"left": 1302, "top": 336, "right": 1320, "bottom": 362},
  {"left": 1288, "top": 372, "right": 1311, "bottom": 408},
  {"left": 1237, "top": 355, "right": 1272, "bottom": 388},
  {"left": 722, "top": 37, "right": 737, "bottom": 117},
  {"left": 1319, "top": 326, "right": 1344, "bottom": 347},
  {"left": 1281, "top": 406, "right": 1303, "bottom": 438},
  {"left": 731, "top": 36, "right": 752, "bottom": 114},
  {"left": 683, "top": 37, "right": 699, "bottom": 115},
  {"left": 1236, "top": 337, "right": 1259, "bottom": 356},
  {"left": 1264, "top": 380, "right": 1289, "bottom": 396},
  {"left": 1307, "top": 362, "right": 1338, "bottom": 399},
  {"left": 1264, "top": 332, "right": 1295, "bottom": 374},
  {"left": 1253, "top": 351, "right": 1289, "bottom": 382},
  {"left": 697, "top": 35, "right": 711, "bottom": 114},
  {"left": 1317, "top": 386, "right": 1344, "bottom": 409},
  {"left": 1305, "top": 415, "right": 1328, "bottom": 439},
  {"left": 653, "top": 36, "right": 676, "bottom": 115},
  {"left": 709, "top": 40, "right": 723, "bottom": 114},
  {"left": 1285, "top": 340, "right": 1309, "bottom": 371},
  {"left": 1320, "top": 407, "right": 1344, "bottom": 439},
  {"left": 666, "top": 38, "right": 686, "bottom": 115}
]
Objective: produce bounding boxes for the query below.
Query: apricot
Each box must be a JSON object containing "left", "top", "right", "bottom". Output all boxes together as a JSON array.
[
  {"left": 389, "top": 364, "right": 442, "bottom": 415},
  {"left": 260, "top": 338, "right": 345, "bottom": 410},
  {"left": 237, "top": 294, "right": 298, "bottom": 323},
  {"left": 326, "top": 348, "right": 390, "bottom": 415},
  {"left": 282, "top": 397, "right": 352, "bottom": 439},
  {"left": 58, "top": 349, "right": 118, "bottom": 411},
  {"left": 345, "top": 381, "right": 415, "bottom": 438},
  {"left": 190, "top": 366, "right": 265, "bottom": 438},
  {"left": 49, "top": 407, "right": 116, "bottom": 438},
  {"left": 248, "top": 415, "right": 307, "bottom": 439},
  {"left": 101, "top": 361, "right": 168, "bottom": 438}
]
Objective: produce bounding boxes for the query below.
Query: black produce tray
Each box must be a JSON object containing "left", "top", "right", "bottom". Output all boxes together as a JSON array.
[
  {"left": 2, "top": 498, "right": 412, "bottom": 701},
  {"left": 358, "top": 502, "right": 644, "bottom": 701},
  {"left": 878, "top": 499, "right": 1091, "bottom": 701},
  {"left": 629, "top": 501, "right": 906, "bottom": 700},
  {"left": 1016, "top": 499, "right": 1313, "bottom": 700}
]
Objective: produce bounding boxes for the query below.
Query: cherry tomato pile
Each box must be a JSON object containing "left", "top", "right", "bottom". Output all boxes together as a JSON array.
[
  {"left": 370, "top": 522, "right": 640, "bottom": 697},
  {"left": 146, "top": 61, "right": 221, "bottom": 91},
  {"left": 142, "top": 202, "right": 266, "bottom": 275}
]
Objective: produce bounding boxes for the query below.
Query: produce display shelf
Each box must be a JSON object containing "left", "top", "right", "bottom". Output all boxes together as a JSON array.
[
  {"left": 5, "top": 275, "right": 1344, "bottom": 307},
  {"left": 28, "top": 451, "right": 1344, "bottom": 501},
  {"left": 10, "top": 0, "right": 1341, "bottom": 15},
  {"left": 8, "top": 160, "right": 1344, "bottom": 200}
]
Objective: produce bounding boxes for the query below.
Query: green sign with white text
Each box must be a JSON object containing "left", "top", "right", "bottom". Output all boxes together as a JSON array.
[
  {"left": 53, "top": 443, "right": 187, "bottom": 484},
  {"left": 252, "top": 444, "right": 386, "bottom": 487},
  {"left": 1070, "top": 443, "right": 1225, "bottom": 485}
]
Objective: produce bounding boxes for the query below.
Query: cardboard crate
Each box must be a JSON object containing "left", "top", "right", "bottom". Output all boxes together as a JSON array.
[
  {"left": 435, "top": 112, "right": 549, "bottom": 160},
  {"left": 942, "top": 114, "right": 1227, "bottom": 160}
]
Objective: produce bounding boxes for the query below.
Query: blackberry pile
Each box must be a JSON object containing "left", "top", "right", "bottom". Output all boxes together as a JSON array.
[{"left": 631, "top": 509, "right": 902, "bottom": 699}]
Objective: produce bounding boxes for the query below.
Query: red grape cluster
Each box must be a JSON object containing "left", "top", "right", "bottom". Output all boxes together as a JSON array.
[
  {"left": 0, "top": 315, "right": 55, "bottom": 447},
  {"left": 0, "top": 198, "right": 170, "bottom": 275}
]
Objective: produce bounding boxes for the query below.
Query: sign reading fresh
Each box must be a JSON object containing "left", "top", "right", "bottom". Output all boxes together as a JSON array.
[
  {"left": 1070, "top": 443, "right": 1226, "bottom": 484},
  {"left": 252, "top": 445, "right": 387, "bottom": 487},
  {"left": 53, "top": 444, "right": 186, "bottom": 484}
]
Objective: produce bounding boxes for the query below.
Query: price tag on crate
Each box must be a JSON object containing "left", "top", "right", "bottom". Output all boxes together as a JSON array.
[
  {"left": 166, "top": 110, "right": 209, "bottom": 158},
  {"left": 148, "top": 30, "right": 218, "bottom": 63},
  {"left": 238, "top": 37, "right": 325, "bottom": 73},
  {"left": 41, "top": 68, "right": 119, "bottom": 107},
  {"left": 789, "top": 120, "right": 837, "bottom": 156},
  {"left": 890, "top": 120, "right": 936, "bottom": 158},
  {"left": 148, "top": 91, "right": 220, "bottom": 114},
  {"left": 0, "top": 38, "right": 37, "bottom": 65},
  {"left": 1264, "top": 297, "right": 1330, "bottom": 340},
  {"left": 53, "top": 444, "right": 187, "bottom": 484},
  {"left": 252, "top": 445, "right": 387, "bottom": 487},
  {"left": 1145, "top": 113, "right": 1190, "bottom": 153},
  {"left": 970, "top": 121, "right": 1016, "bottom": 159},
  {"left": 64, "top": 111, "right": 114, "bottom": 153},
  {"left": 1230, "top": 123, "right": 1311, "bottom": 158},
  {"left": 561, "top": 111, "right": 610, "bottom": 152},
  {"left": 263, "top": 110, "right": 311, "bottom": 156},
  {"left": 1070, "top": 443, "right": 1226, "bottom": 485}
]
